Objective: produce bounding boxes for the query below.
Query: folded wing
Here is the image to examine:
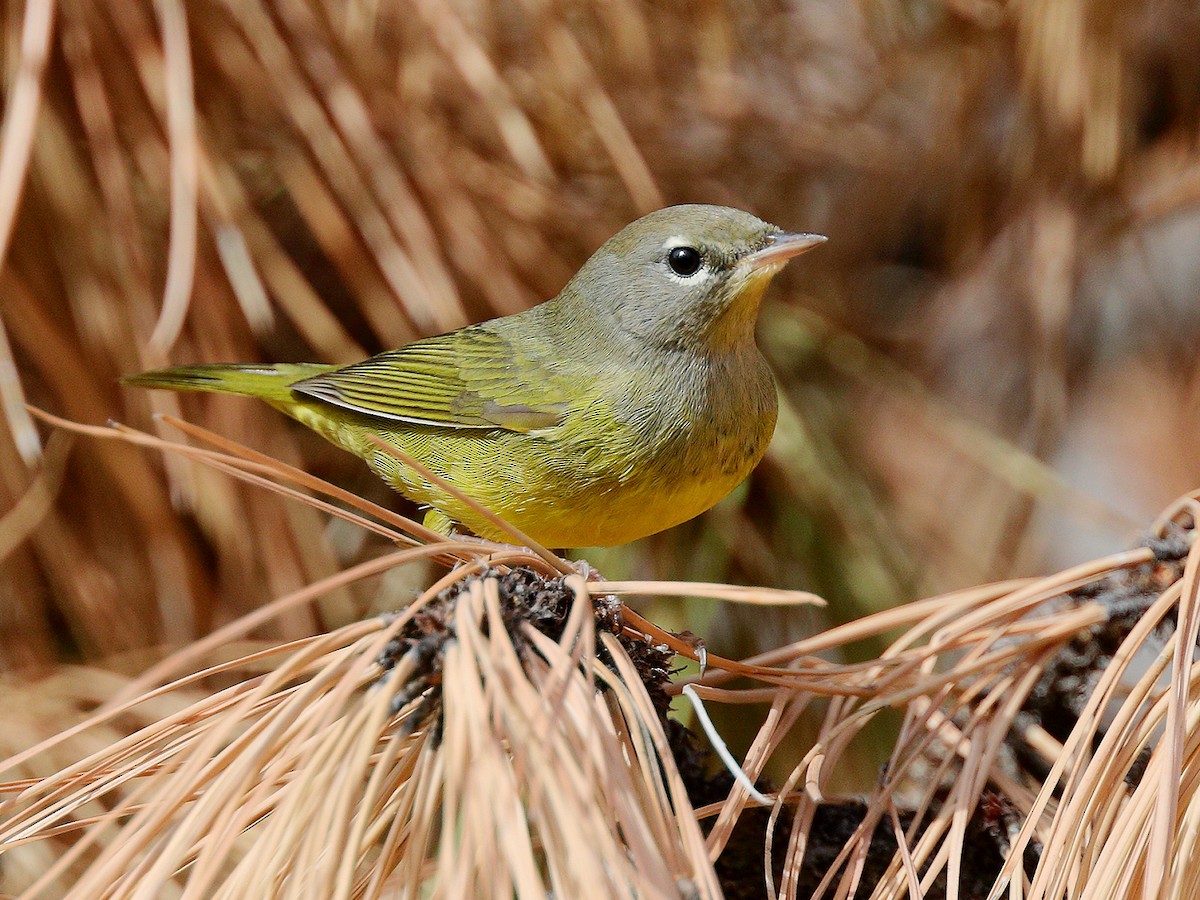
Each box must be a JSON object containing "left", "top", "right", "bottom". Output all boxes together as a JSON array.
[{"left": 291, "top": 326, "right": 568, "bottom": 433}]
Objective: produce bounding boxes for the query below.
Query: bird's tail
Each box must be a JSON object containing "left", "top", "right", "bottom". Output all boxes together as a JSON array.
[{"left": 122, "top": 363, "right": 336, "bottom": 404}]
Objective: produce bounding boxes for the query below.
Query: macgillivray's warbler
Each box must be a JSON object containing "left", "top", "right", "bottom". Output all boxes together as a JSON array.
[{"left": 125, "top": 204, "right": 825, "bottom": 547}]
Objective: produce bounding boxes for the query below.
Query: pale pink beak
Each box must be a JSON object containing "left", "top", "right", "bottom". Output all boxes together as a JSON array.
[{"left": 742, "top": 231, "right": 827, "bottom": 270}]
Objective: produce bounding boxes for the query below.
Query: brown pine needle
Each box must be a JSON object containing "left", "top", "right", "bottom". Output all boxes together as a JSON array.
[
  {"left": 0, "top": 0, "right": 55, "bottom": 464},
  {"left": 588, "top": 580, "right": 826, "bottom": 607},
  {"left": 1, "top": 497, "right": 1198, "bottom": 897}
]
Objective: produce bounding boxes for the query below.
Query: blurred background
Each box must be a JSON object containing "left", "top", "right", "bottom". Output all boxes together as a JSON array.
[{"left": 1, "top": 0, "right": 1198, "bottom": 677}]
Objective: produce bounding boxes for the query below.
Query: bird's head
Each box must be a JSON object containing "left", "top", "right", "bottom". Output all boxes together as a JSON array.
[{"left": 560, "top": 204, "right": 825, "bottom": 353}]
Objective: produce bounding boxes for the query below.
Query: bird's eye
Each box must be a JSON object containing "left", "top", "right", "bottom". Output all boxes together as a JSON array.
[{"left": 667, "top": 246, "right": 703, "bottom": 276}]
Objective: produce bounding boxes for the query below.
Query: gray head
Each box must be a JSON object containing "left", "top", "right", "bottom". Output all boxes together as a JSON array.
[{"left": 555, "top": 204, "right": 825, "bottom": 352}]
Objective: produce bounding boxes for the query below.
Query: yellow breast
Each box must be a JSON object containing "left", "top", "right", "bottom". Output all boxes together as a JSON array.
[{"left": 279, "top": 353, "right": 777, "bottom": 548}]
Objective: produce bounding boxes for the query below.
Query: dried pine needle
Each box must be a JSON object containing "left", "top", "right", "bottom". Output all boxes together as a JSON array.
[{"left": 1, "top": 490, "right": 1197, "bottom": 897}]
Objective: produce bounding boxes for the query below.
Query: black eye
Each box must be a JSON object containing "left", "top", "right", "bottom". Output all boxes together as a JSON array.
[{"left": 667, "top": 246, "right": 702, "bottom": 276}]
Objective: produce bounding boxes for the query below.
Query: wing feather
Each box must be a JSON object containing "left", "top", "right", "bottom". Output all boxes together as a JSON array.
[{"left": 290, "top": 326, "right": 567, "bottom": 432}]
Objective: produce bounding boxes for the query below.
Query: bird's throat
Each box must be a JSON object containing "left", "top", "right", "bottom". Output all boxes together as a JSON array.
[{"left": 705, "top": 266, "right": 777, "bottom": 352}]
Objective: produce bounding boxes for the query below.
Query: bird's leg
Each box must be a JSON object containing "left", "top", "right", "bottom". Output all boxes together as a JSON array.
[
  {"left": 421, "top": 509, "right": 607, "bottom": 581},
  {"left": 420, "top": 509, "right": 532, "bottom": 569}
]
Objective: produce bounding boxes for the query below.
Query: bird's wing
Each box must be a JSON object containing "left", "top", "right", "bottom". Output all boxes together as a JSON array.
[{"left": 290, "top": 327, "right": 568, "bottom": 433}]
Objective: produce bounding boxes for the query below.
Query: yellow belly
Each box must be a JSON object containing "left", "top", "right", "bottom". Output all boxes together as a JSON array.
[{"left": 281, "top": 397, "right": 773, "bottom": 548}]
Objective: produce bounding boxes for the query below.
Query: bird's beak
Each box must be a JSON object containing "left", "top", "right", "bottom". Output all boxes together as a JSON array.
[{"left": 742, "top": 232, "right": 827, "bottom": 270}]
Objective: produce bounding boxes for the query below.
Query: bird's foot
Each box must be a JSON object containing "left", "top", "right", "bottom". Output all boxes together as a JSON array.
[{"left": 569, "top": 558, "right": 607, "bottom": 582}]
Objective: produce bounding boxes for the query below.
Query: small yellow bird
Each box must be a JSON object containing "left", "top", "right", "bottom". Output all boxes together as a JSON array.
[{"left": 125, "top": 205, "right": 824, "bottom": 547}]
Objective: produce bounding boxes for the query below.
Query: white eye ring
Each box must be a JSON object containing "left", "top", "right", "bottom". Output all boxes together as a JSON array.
[{"left": 662, "top": 237, "right": 708, "bottom": 282}]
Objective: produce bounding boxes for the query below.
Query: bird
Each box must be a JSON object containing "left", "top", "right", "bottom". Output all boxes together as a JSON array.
[{"left": 124, "top": 204, "right": 825, "bottom": 548}]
